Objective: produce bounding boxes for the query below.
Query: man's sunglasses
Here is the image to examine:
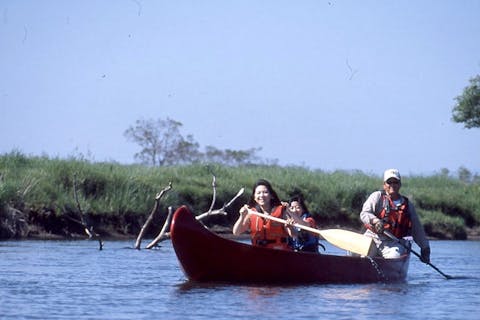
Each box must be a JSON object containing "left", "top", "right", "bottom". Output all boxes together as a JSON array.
[{"left": 386, "top": 179, "right": 400, "bottom": 185}]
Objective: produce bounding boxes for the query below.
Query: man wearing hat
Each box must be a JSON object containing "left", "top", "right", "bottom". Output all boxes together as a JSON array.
[{"left": 360, "top": 169, "right": 431, "bottom": 262}]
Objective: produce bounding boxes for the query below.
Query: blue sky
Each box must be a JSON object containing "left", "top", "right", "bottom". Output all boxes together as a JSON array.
[{"left": 1, "top": 1, "right": 479, "bottom": 177}]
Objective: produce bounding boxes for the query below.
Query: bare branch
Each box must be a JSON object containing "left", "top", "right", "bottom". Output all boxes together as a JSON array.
[
  {"left": 155, "top": 181, "right": 173, "bottom": 200},
  {"left": 224, "top": 187, "right": 245, "bottom": 208},
  {"left": 134, "top": 182, "right": 172, "bottom": 249},
  {"left": 145, "top": 206, "right": 174, "bottom": 249},
  {"left": 72, "top": 174, "right": 103, "bottom": 250},
  {"left": 196, "top": 187, "right": 244, "bottom": 221},
  {"left": 195, "top": 208, "right": 227, "bottom": 221},
  {"left": 206, "top": 173, "right": 217, "bottom": 216}
]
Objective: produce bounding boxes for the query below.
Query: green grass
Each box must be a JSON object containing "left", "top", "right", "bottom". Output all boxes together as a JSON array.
[{"left": 1, "top": 151, "right": 478, "bottom": 239}]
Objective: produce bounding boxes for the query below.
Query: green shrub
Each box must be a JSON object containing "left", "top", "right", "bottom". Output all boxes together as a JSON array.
[{"left": 419, "top": 209, "right": 467, "bottom": 239}]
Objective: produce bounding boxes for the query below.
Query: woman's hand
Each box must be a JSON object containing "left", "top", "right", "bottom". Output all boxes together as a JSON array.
[
  {"left": 285, "top": 217, "right": 295, "bottom": 226},
  {"left": 239, "top": 204, "right": 249, "bottom": 217}
]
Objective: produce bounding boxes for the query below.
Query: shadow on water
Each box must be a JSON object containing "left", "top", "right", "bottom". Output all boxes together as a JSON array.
[
  {"left": 174, "top": 270, "right": 476, "bottom": 295},
  {"left": 175, "top": 278, "right": 412, "bottom": 294},
  {"left": 176, "top": 280, "right": 224, "bottom": 292},
  {"left": 175, "top": 279, "right": 307, "bottom": 293}
]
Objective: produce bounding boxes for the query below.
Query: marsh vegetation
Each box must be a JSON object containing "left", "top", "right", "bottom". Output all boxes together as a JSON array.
[{"left": 1, "top": 151, "right": 478, "bottom": 240}]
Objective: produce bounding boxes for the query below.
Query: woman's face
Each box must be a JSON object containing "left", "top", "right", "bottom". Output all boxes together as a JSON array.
[
  {"left": 289, "top": 201, "right": 304, "bottom": 215},
  {"left": 254, "top": 185, "right": 271, "bottom": 208}
]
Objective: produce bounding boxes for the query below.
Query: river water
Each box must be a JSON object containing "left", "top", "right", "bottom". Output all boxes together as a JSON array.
[{"left": 0, "top": 239, "right": 478, "bottom": 320}]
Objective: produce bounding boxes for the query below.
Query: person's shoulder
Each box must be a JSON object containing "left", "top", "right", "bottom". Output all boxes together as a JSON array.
[
  {"left": 368, "top": 190, "right": 383, "bottom": 199},
  {"left": 302, "top": 212, "right": 314, "bottom": 220},
  {"left": 303, "top": 215, "right": 316, "bottom": 227},
  {"left": 401, "top": 194, "right": 413, "bottom": 207}
]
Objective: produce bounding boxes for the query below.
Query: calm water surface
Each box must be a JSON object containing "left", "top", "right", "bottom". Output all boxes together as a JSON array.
[{"left": 0, "top": 239, "right": 478, "bottom": 320}]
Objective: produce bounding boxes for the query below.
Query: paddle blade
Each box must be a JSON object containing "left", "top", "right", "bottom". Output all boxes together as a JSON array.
[{"left": 318, "top": 229, "right": 375, "bottom": 256}]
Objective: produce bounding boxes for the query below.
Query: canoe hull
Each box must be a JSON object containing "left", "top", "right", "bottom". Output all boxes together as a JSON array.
[{"left": 171, "top": 206, "right": 410, "bottom": 284}]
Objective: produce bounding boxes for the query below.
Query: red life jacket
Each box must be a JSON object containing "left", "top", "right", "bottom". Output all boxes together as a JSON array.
[
  {"left": 249, "top": 206, "right": 291, "bottom": 250},
  {"left": 374, "top": 193, "right": 412, "bottom": 238}
]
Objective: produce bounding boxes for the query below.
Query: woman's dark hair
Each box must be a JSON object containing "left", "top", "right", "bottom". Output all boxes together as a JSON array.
[
  {"left": 247, "top": 179, "right": 282, "bottom": 209},
  {"left": 289, "top": 194, "right": 309, "bottom": 213}
]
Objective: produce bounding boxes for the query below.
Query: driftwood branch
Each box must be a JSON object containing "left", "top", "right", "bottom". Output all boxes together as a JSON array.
[
  {"left": 72, "top": 177, "right": 92, "bottom": 238},
  {"left": 224, "top": 187, "right": 245, "bottom": 209},
  {"left": 141, "top": 172, "right": 244, "bottom": 251},
  {"left": 146, "top": 186, "right": 244, "bottom": 248},
  {"left": 196, "top": 187, "right": 244, "bottom": 221},
  {"left": 145, "top": 206, "right": 174, "bottom": 249},
  {"left": 206, "top": 174, "right": 216, "bottom": 216},
  {"left": 134, "top": 182, "right": 172, "bottom": 250},
  {"left": 72, "top": 174, "right": 103, "bottom": 250}
]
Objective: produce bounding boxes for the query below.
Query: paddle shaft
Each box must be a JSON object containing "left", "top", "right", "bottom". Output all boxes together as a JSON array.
[
  {"left": 383, "top": 230, "right": 452, "bottom": 279},
  {"left": 247, "top": 209, "right": 322, "bottom": 237}
]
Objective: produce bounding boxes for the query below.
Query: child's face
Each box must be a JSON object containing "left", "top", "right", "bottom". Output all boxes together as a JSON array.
[{"left": 289, "top": 201, "right": 303, "bottom": 215}]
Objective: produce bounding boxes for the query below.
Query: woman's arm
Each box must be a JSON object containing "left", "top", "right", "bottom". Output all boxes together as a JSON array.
[{"left": 232, "top": 204, "right": 250, "bottom": 235}]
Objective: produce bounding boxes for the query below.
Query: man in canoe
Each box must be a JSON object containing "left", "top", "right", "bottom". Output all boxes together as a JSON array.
[
  {"left": 233, "top": 179, "right": 294, "bottom": 250},
  {"left": 360, "top": 169, "right": 431, "bottom": 263}
]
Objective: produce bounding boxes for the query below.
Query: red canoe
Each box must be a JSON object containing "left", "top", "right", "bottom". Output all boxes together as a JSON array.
[{"left": 170, "top": 205, "right": 410, "bottom": 284}]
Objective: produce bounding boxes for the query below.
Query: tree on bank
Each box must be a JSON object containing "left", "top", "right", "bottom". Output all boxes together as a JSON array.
[
  {"left": 124, "top": 118, "right": 199, "bottom": 166},
  {"left": 452, "top": 75, "right": 480, "bottom": 129},
  {"left": 204, "top": 146, "right": 262, "bottom": 166},
  {"left": 124, "top": 118, "right": 262, "bottom": 166}
]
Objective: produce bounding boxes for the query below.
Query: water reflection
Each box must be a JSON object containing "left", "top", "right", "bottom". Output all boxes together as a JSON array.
[
  {"left": 176, "top": 280, "right": 288, "bottom": 296},
  {"left": 242, "top": 285, "right": 284, "bottom": 298},
  {"left": 175, "top": 280, "right": 227, "bottom": 292}
]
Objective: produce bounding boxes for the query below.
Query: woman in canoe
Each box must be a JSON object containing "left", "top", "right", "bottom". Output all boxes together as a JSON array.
[{"left": 233, "top": 179, "right": 294, "bottom": 250}]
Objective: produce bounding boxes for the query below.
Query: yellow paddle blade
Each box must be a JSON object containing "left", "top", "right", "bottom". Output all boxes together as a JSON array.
[{"left": 318, "top": 229, "right": 375, "bottom": 256}]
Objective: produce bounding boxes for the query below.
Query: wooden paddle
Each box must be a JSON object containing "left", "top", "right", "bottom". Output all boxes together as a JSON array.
[
  {"left": 383, "top": 230, "right": 453, "bottom": 279},
  {"left": 247, "top": 209, "right": 375, "bottom": 256}
]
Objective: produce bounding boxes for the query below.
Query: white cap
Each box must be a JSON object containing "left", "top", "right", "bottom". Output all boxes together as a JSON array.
[{"left": 383, "top": 168, "right": 401, "bottom": 182}]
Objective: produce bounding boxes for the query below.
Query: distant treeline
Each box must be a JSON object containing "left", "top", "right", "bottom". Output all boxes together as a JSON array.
[{"left": 0, "top": 151, "right": 479, "bottom": 240}]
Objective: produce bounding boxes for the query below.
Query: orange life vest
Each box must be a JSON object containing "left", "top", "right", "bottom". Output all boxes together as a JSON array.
[
  {"left": 249, "top": 206, "right": 291, "bottom": 250},
  {"left": 374, "top": 193, "right": 412, "bottom": 238}
]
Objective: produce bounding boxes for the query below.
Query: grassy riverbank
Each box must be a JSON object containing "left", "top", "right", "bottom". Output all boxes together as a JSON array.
[{"left": 1, "top": 152, "right": 479, "bottom": 240}]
